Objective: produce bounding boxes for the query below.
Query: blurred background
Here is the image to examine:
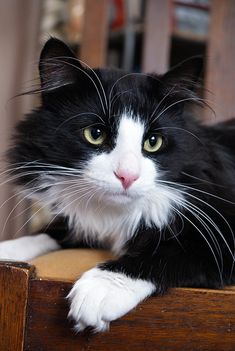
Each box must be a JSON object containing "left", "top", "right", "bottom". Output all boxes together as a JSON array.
[{"left": 0, "top": 0, "right": 234, "bottom": 241}]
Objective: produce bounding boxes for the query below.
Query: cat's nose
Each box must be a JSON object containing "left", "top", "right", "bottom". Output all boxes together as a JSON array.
[{"left": 114, "top": 170, "right": 139, "bottom": 189}]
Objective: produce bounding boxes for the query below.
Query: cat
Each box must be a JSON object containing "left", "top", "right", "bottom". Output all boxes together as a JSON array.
[{"left": 0, "top": 37, "right": 235, "bottom": 332}]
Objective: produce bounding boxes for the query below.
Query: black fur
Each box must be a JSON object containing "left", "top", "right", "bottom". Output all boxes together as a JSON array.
[{"left": 8, "top": 38, "right": 235, "bottom": 295}]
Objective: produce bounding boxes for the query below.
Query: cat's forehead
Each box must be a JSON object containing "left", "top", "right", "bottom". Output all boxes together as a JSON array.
[
  {"left": 91, "top": 68, "right": 165, "bottom": 123},
  {"left": 97, "top": 68, "right": 159, "bottom": 92}
]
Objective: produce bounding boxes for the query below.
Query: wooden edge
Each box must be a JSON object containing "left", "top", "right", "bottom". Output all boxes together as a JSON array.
[
  {"left": 25, "top": 279, "right": 235, "bottom": 351},
  {"left": 0, "top": 260, "right": 35, "bottom": 271},
  {"left": 31, "top": 273, "right": 235, "bottom": 295},
  {"left": 0, "top": 261, "right": 35, "bottom": 351},
  {"left": 1, "top": 259, "right": 234, "bottom": 350}
]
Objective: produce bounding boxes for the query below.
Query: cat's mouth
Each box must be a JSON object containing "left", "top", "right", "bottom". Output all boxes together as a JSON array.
[{"left": 103, "top": 189, "right": 140, "bottom": 204}]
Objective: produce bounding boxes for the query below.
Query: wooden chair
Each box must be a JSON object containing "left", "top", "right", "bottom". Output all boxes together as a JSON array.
[{"left": 1, "top": 249, "right": 235, "bottom": 351}]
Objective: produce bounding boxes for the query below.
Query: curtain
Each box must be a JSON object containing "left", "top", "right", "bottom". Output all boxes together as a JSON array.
[{"left": 0, "top": 0, "right": 42, "bottom": 240}]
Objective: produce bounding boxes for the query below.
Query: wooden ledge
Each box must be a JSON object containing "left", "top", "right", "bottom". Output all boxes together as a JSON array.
[{"left": 1, "top": 251, "right": 235, "bottom": 350}]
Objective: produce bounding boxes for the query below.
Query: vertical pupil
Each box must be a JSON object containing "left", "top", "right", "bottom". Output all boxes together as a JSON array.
[
  {"left": 149, "top": 135, "right": 157, "bottom": 146},
  {"left": 91, "top": 128, "right": 102, "bottom": 140}
]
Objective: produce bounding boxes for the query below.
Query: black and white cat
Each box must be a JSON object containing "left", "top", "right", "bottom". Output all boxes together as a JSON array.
[{"left": 1, "top": 38, "right": 235, "bottom": 332}]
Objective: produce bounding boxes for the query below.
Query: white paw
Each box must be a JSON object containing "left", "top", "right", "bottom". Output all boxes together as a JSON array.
[
  {"left": 0, "top": 234, "right": 60, "bottom": 261},
  {"left": 67, "top": 267, "right": 155, "bottom": 332}
]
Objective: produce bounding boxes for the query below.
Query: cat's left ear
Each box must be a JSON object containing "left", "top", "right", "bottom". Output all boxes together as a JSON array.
[
  {"left": 161, "top": 56, "right": 203, "bottom": 91},
  {"left": 39, "top": 37, "right": 83, "bottom": 91}
]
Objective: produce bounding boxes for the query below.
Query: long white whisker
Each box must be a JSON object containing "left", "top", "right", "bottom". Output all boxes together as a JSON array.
[
  {"left": 176, "top": 198, "right": 223, "bottom": 263},
  {"left": 64, "top": 56, "right": 108, "bottom": 110},
  {"left": 181, "top": 171, "right": 227, "bottom": 188},
  {"left": 170, "top": 204, "right": 223, "bottom": 284},
  {"left": 110, "top": 89, "right": 134, "bottom": 111},
  {"left": 14, "top": 182, "right": 96, "bottom": 236},
  {"left": 151, "top": 97, "right": 205, "bottom": 124},
  {"left": 149, "top": 85, "right": 176, "bottom": 121},
  {"left": 159, "top": 180, "right": 235, "bottom": 259},
  {"left": 179, "top": 202, "right": 224, "bottom": 270},
  {"left": 2, "top": 176, "right": 95, "bottom": 234},
  {"left": 184, "top": 199, "right": 234, "bottom": 260},
  {"left": 158, "top": 179, "right": 235, "bottom": 205},
  {"left": 166, "top": 223, "right": 184, "bottom": 249},
  {"left": 44, "top": 186, "right": 98, "bottom": 231},
  {"left": 11, "top": 180, "right": 93, "bottom": 221},
  {"left": 108, "top": 72, "right": 161, "bottom": 119},
  {"left": 0, "top": 178, "right": 37, "bottom": 211},
  {"left": 153, "top": 126, "right": 203, "bottom": 144},
  {"left": 54, "top": 112, "right": 105, "bottom": 133},
  {"left": 44, "top": 59, "right": 106, "bottom": 115}
]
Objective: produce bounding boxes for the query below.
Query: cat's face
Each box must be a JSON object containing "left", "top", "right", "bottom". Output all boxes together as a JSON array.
[{"left": 9, "top": 39, "right": 203, "bottom": 235}]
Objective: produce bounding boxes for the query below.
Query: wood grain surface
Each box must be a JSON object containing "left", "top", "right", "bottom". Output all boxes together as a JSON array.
[
  {"left": 0, "top": 261, "right": 34, "bottom": 351},
  {"left": 24, "top": 279, "right": 235, "bottom": 351}
]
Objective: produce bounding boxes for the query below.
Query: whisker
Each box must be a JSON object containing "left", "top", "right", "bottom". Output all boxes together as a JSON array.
[
  {"left": 166, "top": 224, "right": 184, "bottom": 250},
  {"left": 177, "top": 199, "right": 224, "bottom": 262},
  {"left": 2, "top": 174, "right": 96, "bottom": 234},
  {"left": 152, "top": 126, "right": 203, "bottom": 144},
  {"left": 0, "top": 178, "right": 37, "bottom": 211},
  {"left": 149, "top": 85, "right": 176, "bottom": 121},
  {"left": 108, "top": 72, "right": 161, "bottom": 119},
  {"left": 158, "top": 179, "right": 235, "bottom": 205},
  {"left": 43, "top": 186, "right": 98, "bottom": 231},
  {"left": 43, "top": 59, "right": 107, "bottom": 115},
  {"left": 64, "top": 55, "right": 108, "bottom": 110},
  {"left": 54, "top": 112, "right": 106, "bottom": 133},
  {"left": 170, "top": 204, "right": 223, "bottom": 284},
  {"left": 179, "top": 202, "right": 224, "bottom": 270},
  {"left": 159, "top": 181, "right": 235, "bottom": 274},
  {"left": 151, "top": 97, "right": 207, "bottom": 125},
  {"left": 13, "top": 182, "right": 96, "bottom": 236},
  {"left": 181, "top": 171, "right": 227, "bottom": 188},
  {"left": 110, "top": 89, "right": 134, "bottom": 111},
  {"left": 159, "top": 180, "right": 235, "bottom": 248}
]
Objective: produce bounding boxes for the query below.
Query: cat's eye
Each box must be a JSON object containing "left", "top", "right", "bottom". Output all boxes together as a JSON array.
[
  {"left": 83, "top": 126, "right": 106, "bottom": 145},
  {"left": 143, "top": 134, "right": 163, "bottom": 153}
]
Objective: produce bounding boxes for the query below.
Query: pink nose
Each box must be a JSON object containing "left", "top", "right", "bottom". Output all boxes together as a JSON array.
[{"left": 114, "top": 170, "right": 139, "bottom": 189}]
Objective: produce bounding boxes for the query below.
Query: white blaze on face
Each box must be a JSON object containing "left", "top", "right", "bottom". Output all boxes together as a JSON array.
[
  {"left": 112, "top": 116, "right": 143, "bottom": 189},
  {"left": 49, "top": 112, "right": 184, "bottom": 253},
  {"left": 86, "top": 113, "right": 157, "bottom": 198}
]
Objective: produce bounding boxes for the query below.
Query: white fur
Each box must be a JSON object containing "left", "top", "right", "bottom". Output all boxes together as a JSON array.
[
  {"left": 30, "top": 113, "right": 184, "bottom": 254},
  {"left": 68, "top": 267, "right": 156, "bottom": 332},
  {"left": 0, "top": 234, "right": 60, "bottom": 261}
]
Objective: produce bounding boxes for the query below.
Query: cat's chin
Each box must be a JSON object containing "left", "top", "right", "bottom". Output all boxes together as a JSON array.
[{"left": 104, "top": 190, "right": 137, "bottom": 205}]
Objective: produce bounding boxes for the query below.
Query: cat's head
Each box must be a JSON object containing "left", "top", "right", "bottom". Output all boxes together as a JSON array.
[{"left": 8, "top": 38, "right": 204, "bottom": 230}]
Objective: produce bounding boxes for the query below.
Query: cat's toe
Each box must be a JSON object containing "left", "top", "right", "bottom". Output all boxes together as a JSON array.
[
  {"left": 67, "top": 267, "right": 155, "bottom": 332},
  {"left": 67, "top": 268, "right": 112, "bottom": 332}
]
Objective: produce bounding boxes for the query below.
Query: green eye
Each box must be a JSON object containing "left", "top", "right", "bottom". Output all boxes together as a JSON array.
[
  {"left": 143, "top": 134, "right": 163, "bottom": 153},
  {"left": 83, "top": 126, "right": 106, "bottom": 145}
]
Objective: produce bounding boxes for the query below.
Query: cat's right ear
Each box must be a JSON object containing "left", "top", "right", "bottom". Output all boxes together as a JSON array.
[
  {"left": 161, "top": 56, "right": 203, "bottom": 91},
  {"left": 39, "top": 38, "right": 83, "bottom": 92}
]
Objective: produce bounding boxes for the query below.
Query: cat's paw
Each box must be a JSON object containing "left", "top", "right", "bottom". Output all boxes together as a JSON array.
[
  {"left": 0, "top": 234, "right": 60, "bottom": 261},
  {"left": 67, "top": 267, "right": 155, "bottom": 332}
]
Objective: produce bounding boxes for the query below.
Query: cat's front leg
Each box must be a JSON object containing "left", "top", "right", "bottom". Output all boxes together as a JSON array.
[
  {"left": 0, "top": 234, "right": 60, "bottom": 261},
  {"left": 68, "top": 265, "right": 156, "bottom": 332},
  {"left": 67, "top": 230, "right": 161, "bottom": 332},
  {"left": 68, "top": 223, "right": 228, "bottom": 333}
]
